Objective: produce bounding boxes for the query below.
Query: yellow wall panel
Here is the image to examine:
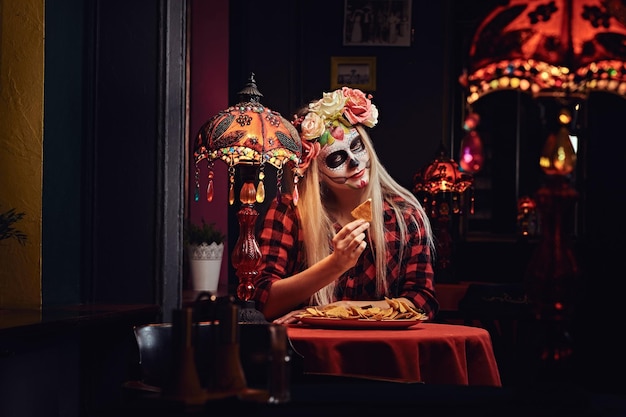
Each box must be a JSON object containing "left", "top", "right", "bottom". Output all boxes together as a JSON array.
[{"left": 0, "top": 0, "right": 44, "bottom": 308}]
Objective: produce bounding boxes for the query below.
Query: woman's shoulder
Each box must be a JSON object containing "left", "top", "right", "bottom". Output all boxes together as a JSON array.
[
  {"left": 274, "top": 192, "right": 295, "bottom": 207},
  {"left": 261, "top": 193, "right": 300, "bottom": 235},
  {"left": 384, "top": 194, "right": 426, "bottom": 223},
  {"left": 266, "top": 193, "right": 298, "bottom": 216},
  {"left": 385, "top": 194, "right": 419, "bottom": 212}
]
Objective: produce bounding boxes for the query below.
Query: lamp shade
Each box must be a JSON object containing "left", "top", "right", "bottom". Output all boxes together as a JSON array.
[
  {"left": 194, "top": 79, "right": 301, "bottom": 170},
  {"left": 413, "top": 151, "right": 474, "bottom": 195},
  {"left": 193, "top": 73, "right": 302, "bottom": 204},
  {"left": 462, "top": 0, "right": 626, "bottom": 103}
]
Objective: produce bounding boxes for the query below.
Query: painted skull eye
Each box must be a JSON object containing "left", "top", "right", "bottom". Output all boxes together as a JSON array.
[
  {"left": 325, "top": 137, "right": 365, "bottom": 169},
  {"left": 350, "top": 136, "right": 365, "bottom": 153},
  {"left": 325, "top": 150, "right": 348, "bottom": 169}
]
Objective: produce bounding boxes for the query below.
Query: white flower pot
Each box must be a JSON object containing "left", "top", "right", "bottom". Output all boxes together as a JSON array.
[{"left": 187, "top": 242, "right": 224, "bottom": 293}]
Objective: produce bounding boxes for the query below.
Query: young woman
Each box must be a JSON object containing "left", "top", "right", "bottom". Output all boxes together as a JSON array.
[{"left": 252, "top": 87, "right": 438, "bottom": 323}]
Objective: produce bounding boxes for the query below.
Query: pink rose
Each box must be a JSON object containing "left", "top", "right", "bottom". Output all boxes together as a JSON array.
[
  {"left": 329, "top": 124, "right": 344, "bottom": 141},
  {"left": 341, "top": 87, "right": 379, "bottom": 128}
]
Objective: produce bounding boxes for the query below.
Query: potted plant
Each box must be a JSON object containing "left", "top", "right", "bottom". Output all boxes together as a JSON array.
[
  {"left": 0, "top": 206, "right": 27, "bottom": 245},
  {"left": 184, "top": 219, "right": 226, "bottom": 293}
]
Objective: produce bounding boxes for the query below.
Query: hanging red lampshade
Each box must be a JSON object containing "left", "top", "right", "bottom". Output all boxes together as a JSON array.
[{"left": 460, "top": 0, "right": 626, "bottom": 104}]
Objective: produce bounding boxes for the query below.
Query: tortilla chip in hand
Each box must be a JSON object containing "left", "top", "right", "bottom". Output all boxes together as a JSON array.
[{"left": 350, "top": 198, "right": 372, "bottom": 222}]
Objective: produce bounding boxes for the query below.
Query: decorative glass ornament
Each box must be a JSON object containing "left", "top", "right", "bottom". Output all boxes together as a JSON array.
[
  {"left": 539, "top": 126, "right": 577, "bottom": 176},
  {"left": 459, "top": 130, "right": 485, "bottom": 173}
]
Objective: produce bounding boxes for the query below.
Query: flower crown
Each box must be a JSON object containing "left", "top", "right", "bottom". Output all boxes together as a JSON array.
[{"left": 293, "top": 87, "right": 379, "bottom": 147}]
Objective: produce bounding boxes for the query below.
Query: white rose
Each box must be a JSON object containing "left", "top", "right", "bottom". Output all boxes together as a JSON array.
[
  {"left": 316, "top": 90, "right": 347, "bottom": 121},
  {"left": 300, "top": 112, "right": 326, "bottom": 140}
]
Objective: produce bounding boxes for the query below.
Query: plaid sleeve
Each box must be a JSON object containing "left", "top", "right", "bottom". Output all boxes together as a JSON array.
[
  {"left": 396, "top": 208, "right": 439, "bottom": 320},
  {"left": 253, "top": 195, "right": 302, "bottom": 313}
]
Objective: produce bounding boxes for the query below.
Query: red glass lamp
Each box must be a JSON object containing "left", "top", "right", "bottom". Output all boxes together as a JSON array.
[
  {"left": 413, "top": 149, "right": 474, "bottom": 203},
  {"left": 194, "top": 74, "right": 302, "bottom": 320},
  {"left": 413, "top": 149, "right": 474, "bottom": 279}
]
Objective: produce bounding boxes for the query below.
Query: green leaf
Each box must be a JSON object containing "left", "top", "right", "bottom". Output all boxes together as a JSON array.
[
  {"left": 0, "top": 206, "right": 27, "bottom": 245},
  {"left": 183, "top": 219, "right": 225, "bottom": 245}
]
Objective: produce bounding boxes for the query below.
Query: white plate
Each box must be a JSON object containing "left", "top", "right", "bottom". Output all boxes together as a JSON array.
[{"left": 299, "top": 316, "right": 424, "bottom": 330}]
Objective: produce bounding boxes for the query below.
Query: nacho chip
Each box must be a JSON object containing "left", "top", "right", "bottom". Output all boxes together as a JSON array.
[{"left": 351, "top": 198, "right": 372, "bottom": 222}]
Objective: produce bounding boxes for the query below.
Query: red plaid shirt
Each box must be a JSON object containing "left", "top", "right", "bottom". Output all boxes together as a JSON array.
[{"left": 253, "top": 194, "right": 439, "bottom": 320}]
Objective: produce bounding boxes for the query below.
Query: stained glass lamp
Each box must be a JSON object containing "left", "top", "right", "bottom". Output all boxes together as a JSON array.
[{"left": 193, "top": 73, "right": 302, "bottom": 322}]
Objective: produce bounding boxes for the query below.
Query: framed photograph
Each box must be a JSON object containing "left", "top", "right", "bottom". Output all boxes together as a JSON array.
[
  {"left": 331, "top": 56, "right": 377, "bottom": 91},
  {"left": 343, "top": 0, "right": 412, "bottom": 47}
]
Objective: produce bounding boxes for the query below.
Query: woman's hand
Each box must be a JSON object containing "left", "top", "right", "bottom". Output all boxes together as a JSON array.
[
  {"left": 272, "top": 308, "right": 306, "bottom": 325},
  {"left": 330, "top": 219, "right": 370, "bottom": 271}
]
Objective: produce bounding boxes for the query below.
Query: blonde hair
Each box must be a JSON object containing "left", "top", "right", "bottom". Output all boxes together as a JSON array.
[{"left": 292, "top": 125, "right": 434, "bottom": 305}]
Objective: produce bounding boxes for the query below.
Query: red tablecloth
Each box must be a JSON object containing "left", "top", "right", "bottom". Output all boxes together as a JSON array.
[{"left": 287, "top": 322, "right": 501, "bottom": 386}]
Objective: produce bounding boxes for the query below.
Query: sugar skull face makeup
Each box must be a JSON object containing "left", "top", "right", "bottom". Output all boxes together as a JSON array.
[
  {"left": 292, "top": 87, "right": 379, "bottom": 179},
  {"left": 317, "top": 127, "right": 370, "bottom": 189}
]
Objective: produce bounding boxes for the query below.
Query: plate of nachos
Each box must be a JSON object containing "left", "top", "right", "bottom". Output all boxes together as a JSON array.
[{"left": 297, "top": 297, "right": 427, "bottom": 329}]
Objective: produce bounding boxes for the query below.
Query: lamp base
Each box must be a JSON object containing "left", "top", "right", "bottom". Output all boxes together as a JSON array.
[{"left": 238, "top": 300, "right": 268, "bottom": 324}]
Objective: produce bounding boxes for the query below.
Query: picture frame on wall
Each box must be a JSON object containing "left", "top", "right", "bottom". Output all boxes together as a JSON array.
[
  {"left": 331, "top": 56, "right": 377, "bottom": 91},
  {"left": 343, "top": 0, "right": 412, "bottom": 47}
]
